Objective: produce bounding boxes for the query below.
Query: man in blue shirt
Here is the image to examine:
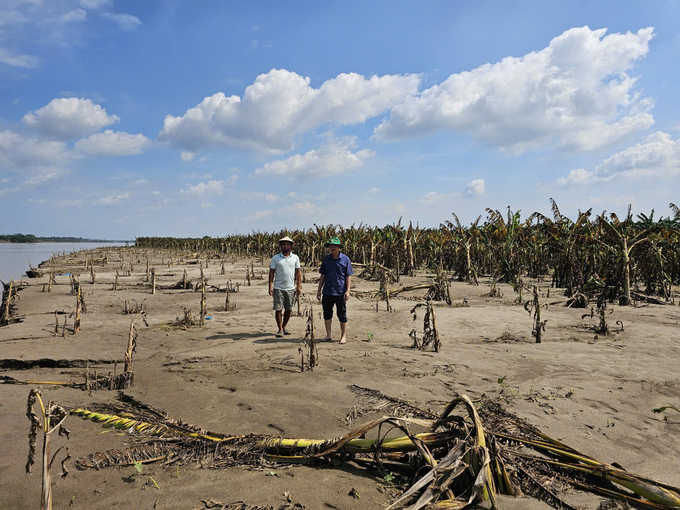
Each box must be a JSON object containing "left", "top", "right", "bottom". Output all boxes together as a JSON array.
[{"left": 316, "top": 237, "right": 354, "bottom": 344}]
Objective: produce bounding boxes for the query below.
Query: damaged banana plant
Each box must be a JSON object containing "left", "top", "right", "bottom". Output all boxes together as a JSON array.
[
  {"left": 524, "top": 285, "right": 547, "bottom": 343},
  {"left": 26, "top": 389, "right": 71, "bottom": 510},
  {"left": 58, "top": 389, "right": 680, "bottom": 510},
  {"left": 299, "top": 301, "right": 318, "bottom": 371},
  {"left": 410, "top": 301, "right": 441, "bottom": 352}
]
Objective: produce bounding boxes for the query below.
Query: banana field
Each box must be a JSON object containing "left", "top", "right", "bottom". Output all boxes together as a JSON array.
[{"left": 137, "top": 201, "right": 680, "bottom": 307}]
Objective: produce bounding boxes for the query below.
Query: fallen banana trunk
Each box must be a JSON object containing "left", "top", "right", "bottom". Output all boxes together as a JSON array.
[
  {"left": 352, "top": 284, "right": 431, "bottom": 300},
  {"left": 71, "top": 408, "right": 458, "bottom": 453},
  {"left": 64, "top": 391, "right": 680, "bottom": 509}
]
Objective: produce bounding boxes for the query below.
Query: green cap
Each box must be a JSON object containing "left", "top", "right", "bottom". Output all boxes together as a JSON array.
[{"left": 324, "top": 236, "right": 344, "bottom": 248}]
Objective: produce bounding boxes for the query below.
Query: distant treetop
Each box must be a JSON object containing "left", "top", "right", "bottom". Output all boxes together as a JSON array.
[{"left": 0, "top": 234, "right": 128, "bottom": 243}]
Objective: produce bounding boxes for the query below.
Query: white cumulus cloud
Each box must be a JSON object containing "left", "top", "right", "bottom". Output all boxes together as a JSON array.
[
  {"left": 158, "top": 69, "right": 419, "bottom": 153},
  {"left": 596, "top": 131, "right": 680, "bottom": 177},
  {"left": 95, "top": 193, "right": 130, "bottom": 205},
  {"left": 23, "top": 171, "right": 65, "bottom": 187},
  {"left": 465, "top": 179, "right": 485, "bottom": 196},
  {"left": 0, "top": 130, "right": 70, "bottom": 168},
  {"left": 254, "top": 136, "right": 375, "bottom": 179},
  {"left": 57, "top": 9, "right": 87, "bottom": 24},
  {"left": 103, "top": 13, "right": 142, "bottom": 30},
  {"left": 556, "top": 131, "right": 680, "bottom": 187},
  {"left": 0, "top": 187, "right": 21, "bottom": 196},
  {"left": 80, "top": 0, "right": 112, "bottom": 8},
  {"left": 180, "top": 151, "right": 195, "bottom": 162},
  {"left": 23, "top": 98, "right": 120, "bottom": 140},
  {"left": 181, "top": 180, "right": 224, "bottom": 197},
  {"left": 419, "top": 191, "right": 450, "bottom": 204},
  {"left": 247, "top": 201, "right": 318, "bottom": 221},
  {"left": 241, "top": 191, "right": 279, "bottom": 202},
  {"left": 0, "top": 47, "right": 41, "bottom": 68},
  {"left": 74, "top": 130, "right": 151, "bottom": 156},
  {"left": 374, "top": 26, "right": 656, "bottom": 155},
  {"left": 556, "top": 168, "right": 608, "bottom": 187}
]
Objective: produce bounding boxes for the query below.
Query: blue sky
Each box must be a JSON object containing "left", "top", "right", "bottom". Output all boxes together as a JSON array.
[{"left": 1, "top": 0, "right": 679, "bottom": 239}]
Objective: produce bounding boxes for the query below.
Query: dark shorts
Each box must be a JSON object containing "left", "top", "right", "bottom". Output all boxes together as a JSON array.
[{"left": 322, "top": 294, "right": 347, "bottom": 322}]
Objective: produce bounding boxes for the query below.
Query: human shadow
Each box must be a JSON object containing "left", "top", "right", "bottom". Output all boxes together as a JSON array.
[
  {"left": 205, "top": 332, "right": 268, "bottom": 341},
  {"left": 253, "top": 335, "right": 303, "bottom": 344}
]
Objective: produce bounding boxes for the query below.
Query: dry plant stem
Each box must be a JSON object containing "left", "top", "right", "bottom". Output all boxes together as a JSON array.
[
  {"left": 309, "top": 308, "right": 317, "bottom": 368},
  {"left": 151, "top": 268, "right": 156, "bottom": 295},
  {"left": 26, "top": 389, "right": 69, "bottom": 510},
  {"left": 534, "top": 287, "right": 541, "bottom": 343},
  {"left": 146, "top": 259, "right": 150, "bottom": 282},
  {"left": 124, "top": 318, "right": 136, "bottom": 373},
  {"left": 1, "top": 280, "right": 13, "bottom": 326},
  {"left": 429, "top": 301, "right": 441, "bottom": 352},
  {"left": 525, "top": 286, "right": 547, "bottom": 343},
  {"left": 200, "top": 277, "right": 206, "bottom": 327},
  {"left": 61, "top": 316, "right": 66, "bottom": 337},
  {"left": 48, "top": 267, "right": 53, "bottom": 293},
  {"left": 114, "top": 271, "right": 119, "bottom": 291},
  {"left": 73, "top": 281, "right": 81, "bottom": 334},
  {"left": 90, "top": 264, "right": 95, "bottom": 284}
]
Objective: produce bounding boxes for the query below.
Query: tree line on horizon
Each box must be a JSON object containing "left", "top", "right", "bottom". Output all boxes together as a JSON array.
[
  {"left": 0, "top": 234, "right": 128, "bottom": 243},
  {"left": 136, "top": 201, "right": 680, "bottom": 306}
]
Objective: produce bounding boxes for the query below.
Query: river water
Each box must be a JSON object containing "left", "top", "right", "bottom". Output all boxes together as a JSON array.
[{"left": 0, "top": 242, "right": 128, "bottom": 282}]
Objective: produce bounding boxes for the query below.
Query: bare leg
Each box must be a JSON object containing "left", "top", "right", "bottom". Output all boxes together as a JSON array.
[
  {"left": 282, "top": 310, "right": 292, "bottom": 330},
  {"left": 324, "top": 319, "right": 332, "bottom": 341},
  {"left": 339, "top": 321, "right": 347, "bottom": 344},
  {"left": 275, "top": 311, "right": 283, "bottom": 331}
]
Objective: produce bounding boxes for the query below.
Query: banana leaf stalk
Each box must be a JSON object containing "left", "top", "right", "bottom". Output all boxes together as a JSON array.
[
  {"left": 432, "top": 395, "right": 500, "bottom": 508},
  {"left": 72, "top": 397, "right": 499, "bottom": 510},
  {"left": 71, "top": 409, "right": 457, "bottom": 453},
  {"left": 573, "top": 481, "right": 677, "bottom": 510},
  {"left": 512, "top": 453, "right": 680, "bottom": 508}
]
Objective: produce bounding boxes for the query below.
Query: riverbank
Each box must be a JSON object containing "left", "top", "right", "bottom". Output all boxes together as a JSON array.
[
  {"left": 0, "top": 247, "right": 678, "bottom": 509},
  {"left": 0, "top": 242, "right": 127, "bottom": 281}
]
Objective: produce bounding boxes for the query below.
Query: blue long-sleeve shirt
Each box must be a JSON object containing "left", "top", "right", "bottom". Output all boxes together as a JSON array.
[{"left": 319, "top": 253, "right": 354, "bottom": 296}]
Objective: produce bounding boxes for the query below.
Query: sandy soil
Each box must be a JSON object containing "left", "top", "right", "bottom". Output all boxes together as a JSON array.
[{"left": 0, "top": 248, "right": 679, "bottom": 510}]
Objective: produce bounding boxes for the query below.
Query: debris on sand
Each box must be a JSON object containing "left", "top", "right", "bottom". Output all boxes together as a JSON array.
[
  {"left": 0, "top": 280, "right": 23, "bottom": 326},
  {"left": 26, "top": 264, "right": 43, "bottom": 278},
  {"left": 63, "top": 389, "right": 680, "bottom": 510}
]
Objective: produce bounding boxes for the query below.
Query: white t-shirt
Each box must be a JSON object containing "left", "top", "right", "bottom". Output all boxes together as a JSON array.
[{"left": 270, "top": 252, "right": 300, "bottom": 290}]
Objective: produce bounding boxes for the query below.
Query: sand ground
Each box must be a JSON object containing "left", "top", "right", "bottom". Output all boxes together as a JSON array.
[{"left": 0, "top": 248, "right": 679, "bottom": 510}]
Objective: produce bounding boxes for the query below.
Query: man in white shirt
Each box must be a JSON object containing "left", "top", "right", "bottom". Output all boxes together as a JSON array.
[{"left": 268, "top": 236, "right": 302, "bottom": 337}]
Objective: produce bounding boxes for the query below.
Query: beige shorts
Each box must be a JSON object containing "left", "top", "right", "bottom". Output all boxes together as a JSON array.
[{"left": 273, "top": 289, "right": 296, "bottom": 311}]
